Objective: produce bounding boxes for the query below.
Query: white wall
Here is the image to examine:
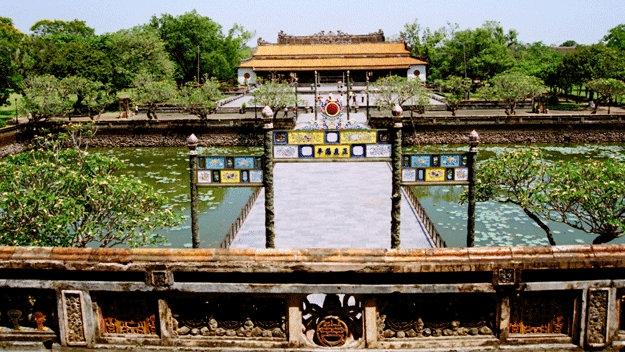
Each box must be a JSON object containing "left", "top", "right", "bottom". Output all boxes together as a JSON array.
[
  {"left": 237, "top": 68, "right": 257, "bottom": 85},
  {"left": 407, "top": 65, "right": 427, "bottom": 82}
]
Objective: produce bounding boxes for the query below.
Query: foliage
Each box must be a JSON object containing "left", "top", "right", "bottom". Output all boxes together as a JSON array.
[
  {"left": 434, "top": 76, "right": 471, "bottom": 116},
  {"left": 475, "top": 149, "right": 625, "bottom": 245},
  {"left": 604, "top": 24, "right": 625, "bottom": 51},
  {"left": 554, "top": 44, "right": 625, "bottom": 93},
  {"left": 178, "top": 77, "right": 223, "bottom": 120},
  {"left": 0, "top": 125, "right": 180, "bottom": 247},
  {"left": 23, "top": 20, "right": 111, "bottom": 85},
  {"left": 130, "top": 73, "right": 177, "bottom": 119},
  {"left": 585, "top": 78, "right": 625, "bottom": 114},
  {"left": 251, "top": 80, "right": 297, "bottom": 117},
  {"left": 400, "top": 19, "right": 447, "bottom": 61},
  {"left": 371, "top": 75, "right": 429, "bottom": 111},
  {"left": 560, "top": 40, "right": 578, "bottom": 47},
  {"left": 512, "top": 42, "right": 563, "bottom": 89},
  {"left": 0, "top": 17, "right": 25, "bottom": 106},
  {"left": 430, "top": 21, "right": 518, "bottom": 81},
  {"left": 545, "top": 159, "right": 625, "bottom": 244},
  {"left": 476, "top": 72, "right": 547, "bottom": 115},
  {"left": 21, "top": 74, "right": 74, "bottom": 122},
  {"left": 61, "top": 76, "right": 113, "bottom": 118},
  {"left": 150, "top": 10, "right": 251, "bottom": 83},
  {"left": 102, "top": 26, "right": 175, "bottom": 90},
  {"left": 472, "top": 148, "right": 556, "bottom": 245}
]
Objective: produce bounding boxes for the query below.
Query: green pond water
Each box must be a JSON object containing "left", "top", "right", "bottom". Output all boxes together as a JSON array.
[
  {"left": 405, "top": 144, "right": 625, "bottom": 247},
  {"left": 101, "top": 146, "right": 261, "bottom": 248},
  {"left": 107, "top": 144, "right": 625, "bottom": 248}
]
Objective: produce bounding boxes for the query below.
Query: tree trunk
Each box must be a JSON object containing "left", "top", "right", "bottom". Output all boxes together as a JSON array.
[
  {"left": 522, "top": 208, "right": 556, "bottom": 245},
  {"left": 592, "top": 231, "right": 620, "bottom": 244}
]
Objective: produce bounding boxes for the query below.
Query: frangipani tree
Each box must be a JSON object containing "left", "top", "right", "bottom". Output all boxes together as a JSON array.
[{"left": 477, "top": 72, "right": 547, "bottom": 115}]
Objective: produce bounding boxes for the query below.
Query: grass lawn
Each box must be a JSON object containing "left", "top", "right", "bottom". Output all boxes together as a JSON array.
[{"left": 0, "top": 93, "right": 22, "bottom": 127}]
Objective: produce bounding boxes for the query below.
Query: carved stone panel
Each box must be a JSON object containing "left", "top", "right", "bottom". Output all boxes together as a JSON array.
[
  {"left": 302, "top": 294, "right": 362, "bottom": 348},
  {"left": 0, "top": 289, "right": 57, "bottom": 337},
  {"left": 377, "top": 294, "right": 495, "bottom": 339},
  {"left": 61, "top": 291, "right": 86, "bottom": 345},
  {"left": 94, "top": 294, "right": 157, "bottom": 336},
  {"left": 168, "top": 295, "right": 286, "bottom": 340},
  {"left": 510, "top": 291, "right": 574, "bottom": 335},
  {"left": 586, "top": 289, "right": 609, "bottom": 347}
]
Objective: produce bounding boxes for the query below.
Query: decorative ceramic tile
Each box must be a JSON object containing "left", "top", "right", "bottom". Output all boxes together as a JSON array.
[
  {"left": 220, "top": 170, "right": 240, "bottom": 183},
  {"left": 249, "top": 170, "right": 263, "bottom": 183},
  {"left": 341, "top": 130, "right": 377, "bottom": 144},
  {"left": 410, "top": 155, "right": 431, "bottom": 168},
  {"left": 365, "top": 144, "right": 391, "bottom": 158},
  {"left": 274, "top": 145, "right": 299, "bottom": 159},
  {"left": 455, "top": 167, "right": 469, "bottom": 181},
  {"left": 314, "top": 145, "right": 350, "bottom": 158},
  {"left": 288, "top": 131, "right": 324, "bottom": 144},
  {"left": 440, "top": 154, "right": 461, "bottom": 167},
  {"left": 234, "top": 157, "right": 255, "bottom": 169},
  {"left": 197, "top": 170, "right": 212, "bottom": 184},
  {"left": 325, "top": 131, "right": 340, "bottom": 144},
  {"left": 351, "top": 145, "right": 366, "bottom": 157},
  {"left": 204, "top": 157, "right": 225, "bottom": 169},
  {"left": 299, "top": 145, "right": 315, "bottom": 158},
  {"left": 273, "top": 131, "right": 289, "bottom": 145},
  {"left": 425, "top": 167, "right": 445, "bottom": 182},
  {"left": 402, "top": 168, "right": 416, "bottom": 182}
]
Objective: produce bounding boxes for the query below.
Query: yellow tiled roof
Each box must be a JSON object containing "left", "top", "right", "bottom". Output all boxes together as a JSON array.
[
  {"left": 240, "top": 57, "right": 424, "bottom": 71},
  {"left": 253, "top": 42, "right": 411, "bottom": 57}
]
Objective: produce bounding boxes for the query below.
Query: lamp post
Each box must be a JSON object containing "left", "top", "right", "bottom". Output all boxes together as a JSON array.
[
  {"left": 14, "top": 98, "right": 18, "bottom": 125},
  {"left": 262, "top": 106, "right": 276, "bottom": 248},
  {"left": 391, "top": 103, "right": 403, "bottom": 249},
  {"left": 187, "top": 133, "right": 200, "bottom": 248},
  {"left": 466, "top": 130, "right": 480, "bottom": 247}
]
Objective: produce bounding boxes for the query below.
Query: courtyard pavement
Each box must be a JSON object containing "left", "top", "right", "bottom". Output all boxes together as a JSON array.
[{"left": 229, "top": 162, "right": 433, "bottom": 249}]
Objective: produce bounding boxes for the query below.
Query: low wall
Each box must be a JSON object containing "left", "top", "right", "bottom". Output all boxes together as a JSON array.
[{"left": 0, "top": 245, "right": 624, "bottom": 351}]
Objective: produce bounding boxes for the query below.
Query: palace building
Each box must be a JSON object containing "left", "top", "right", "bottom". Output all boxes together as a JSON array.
[{"left": 237, "top": 30, "right": 427, "bottom": 85}]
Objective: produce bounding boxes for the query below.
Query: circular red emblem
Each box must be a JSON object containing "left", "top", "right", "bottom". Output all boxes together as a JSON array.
[{"left": 324, "top": 101, "right": 340, "bottom": 117}]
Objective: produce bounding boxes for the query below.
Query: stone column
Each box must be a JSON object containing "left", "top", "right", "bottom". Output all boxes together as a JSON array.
[
  {"left": 187, "top": 134, "right": 200, "bottom": 248},
  {"left": 391, "top": 104, "right": 403, "bottom": 249},
  {"left": 466, "top": 130, "right": 480, "bottom": 248},
  {"left": 262, "top": 106, "right": 276, "bottom": 248}
]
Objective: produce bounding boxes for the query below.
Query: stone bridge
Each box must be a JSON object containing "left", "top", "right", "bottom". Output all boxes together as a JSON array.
[{"left": 0, "top": 245, "right": 623, "bottom": 351}]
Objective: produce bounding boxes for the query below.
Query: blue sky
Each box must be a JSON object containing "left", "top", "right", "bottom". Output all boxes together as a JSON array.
[{"left": 1, "top": 0, "right": 623, "bottom": 45}]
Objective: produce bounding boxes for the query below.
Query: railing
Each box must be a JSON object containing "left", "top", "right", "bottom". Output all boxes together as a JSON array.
[
  {"left": 220, "top": 187, "right": 262, "bottom": 248},
  {"left": 0, "top": 245, "right": 624, "bottom": 350},
  {"left": 369, "top": 112, "right": 625, "bottom": 127},
  {"left": 402, "top": 186, "right": 447, "bottom": 248}
]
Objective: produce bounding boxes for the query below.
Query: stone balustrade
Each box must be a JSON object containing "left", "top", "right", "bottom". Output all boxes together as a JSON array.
[{"left": 0, "top": 245, "right": 624, "bottom": 350}]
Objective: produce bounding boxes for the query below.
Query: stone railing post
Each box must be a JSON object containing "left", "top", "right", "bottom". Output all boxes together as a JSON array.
[
  {"left": 390, "top": 104, "right": 403, "bottom": 249},
  {"left": 364, "top": 297, "right": 378, "bottom": 347},
  {"left": 58, "top": 290, "right": 95, "bottom": 347},
  {"left": 187, "top": 134, "right": 200, "bottom": 248},
  {"left": 287, "top": 294, "right": 303, "bottom": 347},
  {"left": 262, "top": 106, "right": 276, "bottom": 248}
]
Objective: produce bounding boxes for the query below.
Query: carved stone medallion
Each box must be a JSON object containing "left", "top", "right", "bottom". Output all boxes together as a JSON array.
[{"left": 315, "top": 316, "right": 348, "bottom": 347}]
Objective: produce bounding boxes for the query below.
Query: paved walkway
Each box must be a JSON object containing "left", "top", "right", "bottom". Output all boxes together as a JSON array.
[{"left": 229, "top": 162, "right": 433, "bottom": 249}]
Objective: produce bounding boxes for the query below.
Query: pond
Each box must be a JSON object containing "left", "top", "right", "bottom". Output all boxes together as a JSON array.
[
  {"left": 107, "top": 144, "right": 625, "bottom": 248},
  {"left": 405, "top": 144, "right": 625, "bottom": 247},
  {"left": 101, "top": 146, "right": 261, "bottom": 248}
]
